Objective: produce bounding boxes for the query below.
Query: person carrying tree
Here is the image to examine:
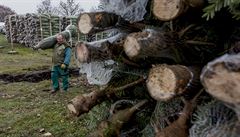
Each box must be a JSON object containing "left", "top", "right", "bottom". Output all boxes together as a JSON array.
[{"left": 33, "top": 33, "right": 72, "bottom": 93}]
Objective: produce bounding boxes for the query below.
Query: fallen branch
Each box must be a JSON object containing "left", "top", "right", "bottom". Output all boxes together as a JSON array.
[
  {"left": 154, "top": 90, "right": 203, "bottom": 137},
  {"left": 88, "top": 100, "right": 148, "bottom": 137},
  {"left": 68, "top": 77, "right": 145, "bottom": 116}
]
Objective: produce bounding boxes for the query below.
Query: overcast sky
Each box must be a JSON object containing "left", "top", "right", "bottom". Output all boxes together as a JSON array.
[{"left": 0, "top": 0, "right": 100, "bottom": 14}]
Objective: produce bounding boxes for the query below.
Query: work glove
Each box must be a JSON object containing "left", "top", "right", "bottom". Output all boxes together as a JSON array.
[{"left": 60, "top": 64, "right": 67, "bottom": 69}]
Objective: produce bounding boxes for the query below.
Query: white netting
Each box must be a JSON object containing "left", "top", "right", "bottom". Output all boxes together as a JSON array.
[
  {"left": 79, "top": 60, "right": 116, "bottom": 85},
  {"left": 101, "top": 0, "right": 149, "bottom": 22},
  {"left": 190, "top": 100, "right": 238, "bottom": 137},
  {"left": 201, "top": 53, "right": 240, "bottom": 76},
  {"left": 75, "top": 32, "right": 127, "bottom": 85},
  {"left": 87, "top": 32, "right": 126, "bottom": 46}
]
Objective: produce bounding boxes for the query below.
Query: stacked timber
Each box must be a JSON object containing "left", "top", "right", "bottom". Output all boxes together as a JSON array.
[
  {"left": 70, "top": 0, "right": 240, "bottom": 136},
  {"left": 4, "top": 14, "right": 81, "bottom": 47},
  {"left": 16, "top": 15, "right": 26, "bottom": 44},
  {"left": 24, "top": 13, "right": 41, "bottom": 47}
]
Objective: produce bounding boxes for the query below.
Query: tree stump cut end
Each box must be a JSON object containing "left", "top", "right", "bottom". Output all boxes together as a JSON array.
[
  {"left": 147, "top": 66, "right": 176, "bottom": 100},
  {"left": 153, "top": 0, "right": 185, "bottom": 21},
  {"left": 124, "top": 36, "right": 140, "bottom": 59},
  {"left": 67, "top": 104, "right": 78, "bottom": 115},
  {"left": 147, "top": 65, "right": 192, "bottom": 101},
  {"left": 123, "top": 31, "right": 150, "bottom": 60},
  {"left": 75, "top": 42, "right": 89, "bottom": 63},
  {"left": 202, "top": 58, "right": 240, "bottom": 105},
  {"left": 78, "top": 14, "right": 93, "bottom": 34}
]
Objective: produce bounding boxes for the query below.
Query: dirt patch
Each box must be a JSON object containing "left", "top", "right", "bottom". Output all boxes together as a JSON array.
[{"left": 0, "top": 68, "right": 79, "bottom": 83}]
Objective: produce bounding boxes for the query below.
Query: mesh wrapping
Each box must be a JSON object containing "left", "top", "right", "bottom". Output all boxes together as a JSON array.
[
  {"left": 190, "top": 100, "right": 239, "bottom": 137},
  {"left": 101, "top": 0, "right": 149, "bottom": 22}
]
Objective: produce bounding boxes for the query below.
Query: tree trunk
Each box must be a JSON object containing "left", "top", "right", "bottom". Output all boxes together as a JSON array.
[
  {"left": 123, "top": 28, "right": 219, "bottom": 65},
  {"left": 88, "top": 100, "right": 147, "bottom": 137},
  {"left": 152, "top": 0, "right": 204, "bottom": 21},
  {"left": 147, "top": 64, "right": 201, "bottom": 101},
  {"left": 201, "top": 53, "right": 240, "bottom": 120},
  {"left": 77, "top": 12, "right": 119, "bottom": 34},
  {"left": 68, "top": 77, "right": 144, "bottom": 116},
  {"left": 67, "top": 90, "right": 103, "bottom": 116},
  {"left": 123, "top": 29, "right": 182, "bottom": 63},
  {"left": 75, "top": 33, "right": 127, "bottom": 63}
]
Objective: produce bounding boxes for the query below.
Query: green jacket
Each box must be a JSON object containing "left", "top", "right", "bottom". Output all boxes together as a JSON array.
[{"left": 52, "top": 42, "right": 72, "bottom": 66}]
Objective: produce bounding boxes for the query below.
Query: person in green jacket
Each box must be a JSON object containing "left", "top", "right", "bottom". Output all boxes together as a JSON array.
[{"left": 34, "top": 34, "right": 72, "bottom": 93}]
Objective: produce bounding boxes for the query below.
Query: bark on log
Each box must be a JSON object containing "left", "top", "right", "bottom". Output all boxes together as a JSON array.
[
  {"left": 152, "top": 0, "right": 204, "bottom": 21},
  {"left": 201, "top": 53, "right": 240, "bottom": 120},
  {"left": 147, "top": 64, "right": 201, "bottom": 101},
  {"left": 75, "top": 33, "right": 127, "bottom": 63},
  {"left": 77, "top": 12, "right": 119, "bottom": 34},
  {"left": 88, "top": 100, "right": 147, "bottom": 137},
  {"left": 123, "top": 28, "right": 219, "bottom": 65},
  {"left": 123, "top": 29, "right": 182, "bottom": 63},
  {"left": 68, "top": 77, "right": 144, "bottom": 116}
]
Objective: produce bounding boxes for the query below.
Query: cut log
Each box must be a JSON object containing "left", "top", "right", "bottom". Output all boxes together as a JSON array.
[
  {"left": 68, "top": 77, "right": 144, "bottom": 116},
  {"left": 147, "top": 64, "right": 201, "bottom": 101},
  {"left": 123, "top": 29, "right": 220, "bottom": 65},
  {"left": 201, "top": 53, "right": 240, "bottom": 120},
  {"left": 123, "top": 29, "right": 182, "bottom": 63},
  {"left": 67, "top": 90, "right": 102, "bottom": 116},
  {"left": 75, "top": 41, "right": 118, "bottom": 62},
  {"left": 152, "top": 0, "right": 204, "bottom": 21},
  {"left": 152, "top": 0, "right": 188, "bottom": 21},
  {"left": 77, "top": 12, "right": 119, "bottom": 34},
  {"left": 88, "top": 100, "right": 147, "bottom": 137},
  {"left": 75, "top": 33, "right": 127, "bottom": 63}
]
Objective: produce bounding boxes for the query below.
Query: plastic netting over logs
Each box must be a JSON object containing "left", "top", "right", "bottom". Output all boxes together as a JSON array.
[
  {"left": 74, "top": 30, "right": 124, "bottom": 85},
  {"left": 74, "top": 30, "right": 148, "bottom": 86},
  {"left": 100, "top": 0, "right": 148, "bottom": 22}
]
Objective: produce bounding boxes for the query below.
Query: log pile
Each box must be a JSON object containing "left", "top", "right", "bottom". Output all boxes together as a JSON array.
[
  {"left": 4, "top": 14, "right": 80, "bottom": 47},
  {"left": 16, "top": 15, "right": 26, "bottom": 44},
  {"left": 70, "top": 0, "right": 240, "bottom": 136},
  {"left": 5, "top": 0, "right": 234, "bottom": 136},
  {"left": 24, "top": 13, "right": 41, "bottom": 47}
]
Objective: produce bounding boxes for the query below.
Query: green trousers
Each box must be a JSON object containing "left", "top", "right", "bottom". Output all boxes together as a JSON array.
[{"left": 51, "top": 66, "right": 69, "bottom": 91}]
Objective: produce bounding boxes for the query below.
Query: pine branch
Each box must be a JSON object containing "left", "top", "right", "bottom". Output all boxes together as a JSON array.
[{"left": 202, "top": 0, "right": 240, "bottom": 20}]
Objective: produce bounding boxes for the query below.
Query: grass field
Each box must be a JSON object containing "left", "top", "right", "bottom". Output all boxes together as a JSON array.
[{"left": 0, "top": 34, "right": 109, "bottom": 137}]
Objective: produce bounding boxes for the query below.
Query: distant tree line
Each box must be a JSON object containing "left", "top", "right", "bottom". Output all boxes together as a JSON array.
[
  {"left": 0, "top": 5, "right": 15, "bottom": 22},
  {"left": 37, "top": 0, "right": 84, "bottom": 16}
]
